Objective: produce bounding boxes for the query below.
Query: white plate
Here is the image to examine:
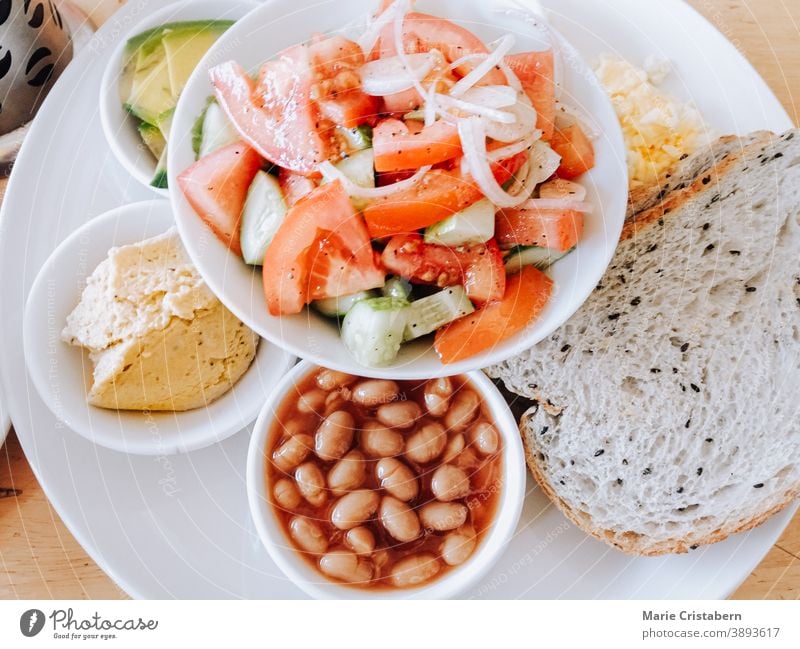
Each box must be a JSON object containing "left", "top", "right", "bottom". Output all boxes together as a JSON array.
[
  {"left": 0, "top": 0, "right": 795, "bottom": 598},
  {"left": 23, "top": 200, "right": 295, "bottom": 455},
  {"left": 168, "top": 0, "right": 628, "bottom": 379}
]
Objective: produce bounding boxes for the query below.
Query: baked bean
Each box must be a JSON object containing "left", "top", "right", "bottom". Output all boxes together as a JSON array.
[
  {"left": 376, "top": 458, "right": 418, "bottom": 502},
  {"left": 444, "top": 389, "right": 480, "bottom": 432},
  {"left": 405, "top": 422, "right": 446, "bottom": 463},
  {"left": 324, "top": 390, "right": 347, "bottom": 415},
  {"left": 295, "top": 462, "right": 327, "bottom": 507},
  {"left": 470, "top": 421, "right": 500, "bottom": 456},
  {"left": 360, "top": 421, "right": 404, "bottom": 458},
  {"left": 351, "top": 379, "right": 399, "bottom": 406},
  {"left": 273, "top": 478, "right": 302, "bottom": 510},
  {"left": 273, "top": 434, "right": 314, "bottom": 473},
  {"left": 419, "top": 502, "right": 468, "bottom": 531},
  {"left": 345, "top": 526, "right": 375, "bottom": 555},
  {"left": 390, "top": 554, "right": 440, "bottom": 588},
  {"left": 331, "top": 490, "right": 380, "bottom": 530},
  {"left": 289, "top": 516, "right": 328, "bottom": 554},
  {"left": 453, "top": 448, "right": 480, "bottom": 471},
  {"left": 319, "top": 550, "right": 373, "bottom": 583},
  {"left": 297, "top": 388, "right": 327, "bottom": 414},
  {"left": 376, "top": 400, "right": 421, "bottom": 429},
  {"left": 423, "top": 377, "right": 453, "bottom": 417},
  {"left": 441, "top": 527, "right": 476, "bottom": 566},
  {"left": 431, "top": 464, "right": 470, "bottom": 502},
  {"left": 315, "top": 410, "right": 354, "bottom": 461},
  {"left": 327, "top": 450, "right": 366, "bottom": 495},
  {"left": 443, "top": 433, "right": 466, "bottom": 463},
  {"left": 316, "top": 369, "right": 357, "bottom": 391},
  {"left": 379, "top": 496, "right": 421, "bottom": 542},
  {"left": 281, "top": 418, "right": 311, "bottom": 438}
]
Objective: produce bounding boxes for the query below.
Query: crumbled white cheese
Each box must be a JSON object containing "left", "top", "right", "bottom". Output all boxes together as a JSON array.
[{"left": 593, "top": 54, "right": 709, "bottom": 188}]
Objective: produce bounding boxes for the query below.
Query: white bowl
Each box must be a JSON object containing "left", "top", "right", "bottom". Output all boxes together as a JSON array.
[
  {"left": 169, "top": 0, "right": 628, "bottom": 379},
  {"left": 23, "top": 200, "right": 295, "bottom": 455},
  {"left": 99, "top": 0, "right": 256, "bottom": 197},
  {"left": 246, "top": 360, "right": 526, "bottom": 599}
]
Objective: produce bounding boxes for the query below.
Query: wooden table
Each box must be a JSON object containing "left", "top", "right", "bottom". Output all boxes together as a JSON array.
[{"left": 1, "top": 0, "right": 799, "bottom": 599}]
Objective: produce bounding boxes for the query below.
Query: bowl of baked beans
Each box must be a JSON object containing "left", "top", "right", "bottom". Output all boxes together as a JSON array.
[{"left": 247, "top": 361, "right": 526, "bottom": 598}]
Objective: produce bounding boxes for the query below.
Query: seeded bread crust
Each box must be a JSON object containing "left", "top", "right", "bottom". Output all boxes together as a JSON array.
[{"left": 488, "top": 129, "right": 800, "bottom": 556}]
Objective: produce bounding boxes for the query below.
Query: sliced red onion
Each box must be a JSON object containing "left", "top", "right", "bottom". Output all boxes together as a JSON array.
[
  {"left": 487, "top": 132, "right": 541, "bottom": 163},
  {"left": 450, "top": 34, "right": 516, "bottom": 97},
  {"left": 360, "top": 53, "right": 437, "bottom": 96},
  {"left": 539, "top": 178, "right": 587, "bottom": 201},
  {"left": 497, "top": 58, "right": 523, "bottom": 92},
  {"left": 484, "top": 99, "right": 538, "bottom": 143},
  {"left": 319, "top": 161, "right": 431, "bottom": 198},
  {"left": 357, "top": 0, "right": 405, "bottom": 54},
  {"left": 520, "top": 198, "right": 594, "bottom": 213},
  {"left": 458, "top": 116, "right": 530, "bottom": 208},
  {"left": 435, "top": 93, "right": 515, "bottom": 123},
  {"left": 461, "top": 85, "right": 518, "bottom": 109},
  {"left": 555, "top": 100, "right": 601, "bottom": 140}
]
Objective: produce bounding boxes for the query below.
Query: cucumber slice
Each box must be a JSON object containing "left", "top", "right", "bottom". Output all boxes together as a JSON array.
[
  {"left": 313, "top": 290, "right": 377, "bottom": 318},
  {"left": 151, "top": 147, "right": 168, "bottom": 189},
  {"left": 382, "top": 276, "right": 413, "bottom": 301},
  {"left": 338, "top": 125, "right": 373, "bottom": 151},
  {"left": 240, "top": 171, "right": 288, "bottom": 265},
  {"left": 424, "top": 199, "right": 496, "bottom": 247},
  {"left": 504, "top": 246, "right": 571, "bottom": 273},
  {"left": 341, "top": 297, "right": 410, "bottom": 367},
  {"left": 322, "top": 149, "right": 375, "bottom": 210},
  {"left": 403, "top": 286, "right": 474, "bottom": 341},
  {"left": 138, "top": 122, "right": 166, "bottom": 161},
  {"left": 198, "top": 101, "right": 239, "bottom": 159}
]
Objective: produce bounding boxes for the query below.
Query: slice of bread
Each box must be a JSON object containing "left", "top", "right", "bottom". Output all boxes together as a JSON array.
[{"left": 488, "top": 129, "right": 800, "bottom": 555}]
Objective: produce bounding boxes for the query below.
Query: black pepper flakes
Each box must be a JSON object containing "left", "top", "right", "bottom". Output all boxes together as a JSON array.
[
  {"left": 690, "top": 384, "right": 701, "bottom": 393},
  {"left": 705, "top": 243, "right": 715, "bottom": 252},
  {"left": 746, "top": 286, "right": 757, "bottom": 293},
  {"left": 594, "top": 449, "right": 605, "bottom": 457},
  {"left": 730, "top": 250, "right": 741, "bottom": 256},
  {"left": 680, "top": 343, "right": 690, "bottom": 353},
  {"left": 622, "top": 459, "right": 629, "bottom": 466},
  {"left": 697, "top": 467, "right": 703, "bottom": 476},
  {"left": 689, "top": 544, "right": 699, "bottom": 550},
  {"left": 643, "top": 467, "right": 652, "bottom": 476},
  {"left": 685, "top": 419, "right": 691, "bottom": 428},
  {"left": 705, "top": 438, "right": 714, "bottom": 443},
  {"left": 754, "top": 483, "right": 764, "bottom": 489},
  {"left": 677, "top": 487, "right": 685, "bottom": 494},
  {"left": 631, "top": 297, "right": 642, "bottom": 306},
  {"left": 702, "top": 176, "right": 711, "bottom": 185},
  {"left": 608, "top": 313, "right": 621, "bottom": 321},
  {"left": 702, "top": 222, "right": 710, "bottom": 230},
  {"left": 561, "top": 344, "right": 571, "bottom": 353}
]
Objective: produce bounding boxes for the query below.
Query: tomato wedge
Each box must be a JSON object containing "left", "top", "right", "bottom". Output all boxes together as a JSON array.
[
  {"left": 309, "top": 35, "right": 380, "bottom": 128},
  {"left": 373, "top": 118, "right": 462, "bottom": 172},
  {"left": 495, "top": 208, "right": 584, "bottom": 252},
  {"left": 381, "top": 234, "right": 505, "bottom": 304},
  {"left": 550, "top": 124, "right": 596, "bottom": 178},
  {"left": 279, "top": 168, "right": 317, "bottom": 207},
  {"left": 377, "top": 13, "right": 505, "bottom": 83},
  {"left": 210, "top": 57, "right": 328, "bottom": 175},
  {"left": 263, "top": 181, "right": 385, "bottom": 315},
  {"left": 364, "top": 152, "right": 527, "bottom": 238},
  {"left": 177, "top": 141, "right": 262, "bottom": 256},
  {"left": 505, "top": 51, "right": 556, "bottom": 141},
  {"left": 434, "top": 266, "right": 553, "bottom": 364}
]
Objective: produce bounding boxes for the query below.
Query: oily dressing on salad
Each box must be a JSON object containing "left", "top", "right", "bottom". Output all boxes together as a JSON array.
[{"left": 178, "top": 0, "right": 597, "bottom": 368}]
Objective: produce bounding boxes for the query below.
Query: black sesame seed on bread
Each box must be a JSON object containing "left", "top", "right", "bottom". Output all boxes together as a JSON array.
[{"left": 487, "top": 129, "right": 800, "bottom": 556}]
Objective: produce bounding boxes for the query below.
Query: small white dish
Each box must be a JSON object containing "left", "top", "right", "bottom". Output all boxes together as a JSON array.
[
  {"left": 23, "top": 199, "right": 295, "bottom": 455},
  {"left": 168, "top": 0, "right": 628, "bottom": 379},
  {"left": 247, "top": 360, "right": 526, "bottom": 599},
  {"left": 98, "top": 0, "right": 255, "bottom": 197}
]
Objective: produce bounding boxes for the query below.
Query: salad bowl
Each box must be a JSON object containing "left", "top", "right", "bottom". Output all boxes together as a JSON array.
[{"left": 168, "top": 0, "right": 628, "bottom": 379}]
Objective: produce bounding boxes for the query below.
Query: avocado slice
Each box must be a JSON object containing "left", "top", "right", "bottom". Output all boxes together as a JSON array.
[
  {"left": 122, "top": 20, "right": 233, "bottom": 126},
  {"left": 162, "top": 22, "right": 232, "bottom": 97},
  {"left": 138, "top": 122, "right": 166, "bottom": 161}
]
